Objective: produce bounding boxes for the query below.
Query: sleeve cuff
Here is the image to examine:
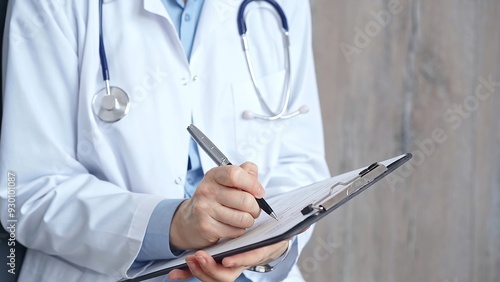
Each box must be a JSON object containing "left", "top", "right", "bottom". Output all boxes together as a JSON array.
[
  {"left": 135, "top": 199, "right": 186, "bottom": 261},
  {"left": 242, "top": 237, "right": 299, "bottom": 281}
]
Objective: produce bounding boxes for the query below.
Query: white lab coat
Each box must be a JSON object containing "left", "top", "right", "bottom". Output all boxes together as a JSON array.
[{"left": 0, "top": 0, "right": 329, "bottom": 281}]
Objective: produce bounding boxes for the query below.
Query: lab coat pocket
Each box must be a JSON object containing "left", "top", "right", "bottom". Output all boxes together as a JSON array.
[{"left": 231, "top": 70, "right": 287, "bottom": 175}]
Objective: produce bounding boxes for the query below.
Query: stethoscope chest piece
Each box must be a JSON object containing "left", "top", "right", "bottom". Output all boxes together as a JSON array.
[{"left": 92, "top": 86, "right": 130, "bottom": 123}]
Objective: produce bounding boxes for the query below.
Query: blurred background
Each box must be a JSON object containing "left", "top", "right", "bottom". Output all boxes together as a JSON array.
[{"left": 298, "top": 0, "right": 499, "bottom": 281}]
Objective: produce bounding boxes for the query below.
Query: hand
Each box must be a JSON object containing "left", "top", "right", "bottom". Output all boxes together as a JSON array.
[
  {"left": 168, "top": 240, "right": 290, "bottom": 282},
  {"left": 170, "top": 162, "right": 265, "bottom": 250}
]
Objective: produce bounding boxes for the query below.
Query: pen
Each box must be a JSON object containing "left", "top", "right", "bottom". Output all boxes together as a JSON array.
[{"left": 187, "top": 124, "right": 278, "bottom": 221}]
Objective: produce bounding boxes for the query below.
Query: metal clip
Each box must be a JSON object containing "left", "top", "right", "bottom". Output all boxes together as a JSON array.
[{"left": 301, "top": 163, "right": 387, "bottom": 215}]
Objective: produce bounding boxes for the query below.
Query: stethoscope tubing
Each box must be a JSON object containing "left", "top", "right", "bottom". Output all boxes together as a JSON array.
[
  {"left": 94, "top": 0, "right": 307, "bottom": 122},
  {"left": 98, "top": 0, "right": 110, "bottom": 83},
  {"left": 237, "top": 0, "right": 289, "bottom": 35},
  {"left": 238, "top": 0, "right": 307, "bottom": 120}
]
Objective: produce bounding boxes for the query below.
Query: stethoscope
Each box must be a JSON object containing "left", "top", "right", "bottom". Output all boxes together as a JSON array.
[
  {"left": 93, "top": 0, "right": 308, "bottom": 123},
  {"left": 92, "top": 0, "right": 130, "bottom": 122}
]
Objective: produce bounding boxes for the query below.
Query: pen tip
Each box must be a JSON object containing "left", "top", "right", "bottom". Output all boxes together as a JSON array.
[{"left": 270, "top": 212, "right": 278, "bottom": 221}]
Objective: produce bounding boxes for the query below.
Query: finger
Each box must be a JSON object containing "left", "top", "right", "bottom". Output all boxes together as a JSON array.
[
  {"left": 167, "top": 268, "right": 193, "bottom": 281},
  {"left": 190, "top": 251, "right": 246, "bottom": 282},
  {"left": 240, "top": 162, "right": 259, "bottom": 177},
  {"left": 185, "top": 195, "right": 252, "bottom": 243},
  {"left": 215, "top": 188, "right": 261, "bottom": 219},
  {"left": 185, "top": 257, "right": 206, "bottom": 281},
  {"left": 211, "top": 166, "right": 265, "bottom": 198},
  {"left": 196, "top": 211, "right": 248, "bottom": 241},
  {"left": 222, "top": 241, "right": 289, "bottom": 268},
  {"left": 210, "top": 205, "right": 256, "bottom": 230}
]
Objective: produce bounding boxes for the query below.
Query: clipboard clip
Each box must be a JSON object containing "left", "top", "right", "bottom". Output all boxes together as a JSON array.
[{"left": 300, "top": 162, "right": 388, "bottom": 215}]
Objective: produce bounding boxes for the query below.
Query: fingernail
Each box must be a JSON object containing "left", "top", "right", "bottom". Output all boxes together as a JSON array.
[
  {"left": 196, "top": 255, "right": 207, "bottom": 266},
  {"left": 258, "top": 186, "right": 265, "bottom": 197}
]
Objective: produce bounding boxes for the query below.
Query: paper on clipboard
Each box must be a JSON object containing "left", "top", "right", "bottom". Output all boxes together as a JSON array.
[{"left": 125, "top": 154, "right": 411, "bottom": 281}]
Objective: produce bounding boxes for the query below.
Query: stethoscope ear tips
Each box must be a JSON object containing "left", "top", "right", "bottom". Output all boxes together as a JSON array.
[
  {"left": 242, "top": 104, "right": 309, "bottom": 120},
  {"left": 242, "top": 111, "right": 255, "bottom": 120},
  {"left": 298, "top": 105, "right": 309, "bottom": 114}
]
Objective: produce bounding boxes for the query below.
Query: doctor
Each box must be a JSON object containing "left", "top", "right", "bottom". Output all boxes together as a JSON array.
[{"left": 0, "top": 0, "right": 329, "bottom": 281}]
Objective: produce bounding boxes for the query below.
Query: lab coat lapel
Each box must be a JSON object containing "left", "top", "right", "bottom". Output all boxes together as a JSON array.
[
  {"left": 143, "top": 0, "right": 174, "bottom": 26},
  {"left": 143, "top": 0, "right": 189, "bottom": 65},
  {"left": 191, "top": 0, "right": 239, "bottom": 57}
]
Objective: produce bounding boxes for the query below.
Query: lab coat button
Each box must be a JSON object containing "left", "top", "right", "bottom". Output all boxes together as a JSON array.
[
  {"left": 192, "top": 75, "right": 199, "bottom": 82},
  {"left": 184, "top": 14, "right": 191, "bottom": 22},
  {"left": 181, "top": 77, "right": 188, "bottom": 85},
  {"left": 174, "top": 177, "right": 182, "bottom": 184}
]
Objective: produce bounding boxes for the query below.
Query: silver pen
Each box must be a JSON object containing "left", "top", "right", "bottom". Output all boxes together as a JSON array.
[{"left": 187, "top": 124, "right": 278, "bottom": 221}]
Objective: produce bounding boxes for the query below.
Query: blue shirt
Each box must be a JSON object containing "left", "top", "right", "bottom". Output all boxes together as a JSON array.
[{"left": 162, "top": 0, "right": 205, "bottom": 61}]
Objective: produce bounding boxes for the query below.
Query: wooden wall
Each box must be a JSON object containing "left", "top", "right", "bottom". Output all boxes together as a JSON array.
[{"left": 298, "top": 0, "right": 500, "bottom": 281}]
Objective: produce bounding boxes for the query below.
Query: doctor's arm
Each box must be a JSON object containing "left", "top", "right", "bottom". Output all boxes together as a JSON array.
[{"left": 0, "top": 2, "right": 175, "bottom": 279}]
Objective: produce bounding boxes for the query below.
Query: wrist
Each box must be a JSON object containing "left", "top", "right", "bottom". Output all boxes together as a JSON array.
[
  {"left": 169, "top": 199, "right": 189, "bottom": 251},
  {"left": 248, "top": 239, "right": 293, "bottom": 273}
]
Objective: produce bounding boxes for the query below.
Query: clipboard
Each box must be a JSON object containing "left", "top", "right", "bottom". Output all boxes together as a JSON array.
[{"left": 125, "top": 153, "right": 412, "bottom": 281}]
